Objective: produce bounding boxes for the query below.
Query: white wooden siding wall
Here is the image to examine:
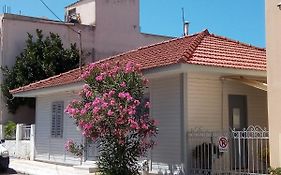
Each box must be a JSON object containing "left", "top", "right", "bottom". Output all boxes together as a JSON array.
[
  {"left": 187, "top": 73, "right": 268, "bottom": 131},
  {"left": 150, "top": 74, "right": 183, "bottom": 164},
  {"left": 35, "top": 92, "right": 82, "bottom": 164}
]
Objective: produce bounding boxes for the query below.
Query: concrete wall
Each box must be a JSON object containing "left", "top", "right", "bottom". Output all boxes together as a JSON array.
[
  {"left": 4, "top": 124, "right": 35, "bottom": 160},
  {"left": 187, "top": 73, "right": 268, "bottom": 130},
  {"left": 93, "top": 0, "right": 171, "bottom": 60},
  {"left": 266, "top": 0, "right": 281, "bottom": 167}
]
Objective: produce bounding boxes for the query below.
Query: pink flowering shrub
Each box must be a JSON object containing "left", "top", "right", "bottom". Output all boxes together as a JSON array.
[
  {"left": 65, "top": 139, "right": 84, "bottom": 157},
  {"left": 65, "top": 61, "right": 158, "bottom": 175}
]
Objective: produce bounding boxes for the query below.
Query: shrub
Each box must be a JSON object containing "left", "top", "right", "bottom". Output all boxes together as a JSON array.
[
  {"left": 269, "top": 167, "right": 281, "bottom": 175},
  {"left": 65, "top": 61, "right": 158, "bottom": 175},
  {"left": 4, "top": 121, "right": 16, "bottom": 140}
]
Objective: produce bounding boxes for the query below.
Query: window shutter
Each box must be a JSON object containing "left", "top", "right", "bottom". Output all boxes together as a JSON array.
[{"left": 51, "top": 102, "right": 64, "bottom": 138}]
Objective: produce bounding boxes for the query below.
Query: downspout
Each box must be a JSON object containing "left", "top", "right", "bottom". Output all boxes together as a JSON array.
[
  {"left": 0, "top": 17, "right": 4, "bottom": 125},
  {"left": 181, "top": 73, "right": 188, "bottom": 173},
  {"left": 220, "top": 77, "right": 225, "bottom": 130}
]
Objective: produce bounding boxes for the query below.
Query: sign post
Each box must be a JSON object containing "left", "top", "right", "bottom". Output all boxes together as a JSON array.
[{"left": 218, "top": 136, "right": 229, "bottom": 152}]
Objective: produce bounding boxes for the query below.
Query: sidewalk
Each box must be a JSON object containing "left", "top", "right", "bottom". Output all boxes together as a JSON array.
[{"left": 9, "top": 158, "right": 96, "bottom": 175}]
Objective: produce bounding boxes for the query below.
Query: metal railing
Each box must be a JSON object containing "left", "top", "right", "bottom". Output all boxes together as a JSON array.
[
  {"left": 187, "top": 125, "right": 269, "bottom": 175},
  {"left": 21, "top": 125, "right": 31, "bottom": 140}
]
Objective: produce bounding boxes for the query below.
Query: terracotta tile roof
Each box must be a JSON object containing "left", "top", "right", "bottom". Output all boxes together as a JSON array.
[{"left": 10, "top": 29, "right": 266, "bottom": 95}]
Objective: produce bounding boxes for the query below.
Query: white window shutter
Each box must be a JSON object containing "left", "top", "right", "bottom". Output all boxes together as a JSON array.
[{"left": 51, "top": 102, "right": 64, "bottom": 138}]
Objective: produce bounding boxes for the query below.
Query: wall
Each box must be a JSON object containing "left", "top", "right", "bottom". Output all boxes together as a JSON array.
[
  {"left": 186, "top": 73, "right": 268, "bottom": 130},
  {"left": 35, "top": 92, "right": 82, "bottom": 164},
  {"left": 266, "top": 0, "right": 281, "bottom": 167},
  {"left": 149, "top": 74, "right": 183, "bottom": 165},
  {"left": 0, "top": 14, "right": 95, "bottom": 125},
  {"left": 5, "top": 140, "right": 30, "bottom": 159},
  {"left": 93, "top": 0, "right": 171, "bottom": 60}
]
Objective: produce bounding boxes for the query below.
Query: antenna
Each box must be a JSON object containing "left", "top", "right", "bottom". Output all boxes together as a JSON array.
[
  {"left": 7, "top": 6, "right": 11, "bottom": 13},
  {"left": 182, "top": 8, "right": 185, "bottom": 25},
  {"left": 38, "top": 0, "right": 84, "bottom": 69}
]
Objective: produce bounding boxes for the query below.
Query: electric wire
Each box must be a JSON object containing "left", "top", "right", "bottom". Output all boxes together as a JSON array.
[{"left": 38, "top": 0, "right": 83, "bottom": 68}]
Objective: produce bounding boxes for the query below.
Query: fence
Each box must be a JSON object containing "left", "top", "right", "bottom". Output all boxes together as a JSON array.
[
  {"left": 187, "top": 125, "right": 269, "bottom": 175},
  {"left": 0, "top": 124, "right": 35, "bottom": 160}
]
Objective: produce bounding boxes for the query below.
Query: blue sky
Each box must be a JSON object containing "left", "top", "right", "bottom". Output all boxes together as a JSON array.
[{"left": 0, "top": 0, "right": 265, "bottom": 47}]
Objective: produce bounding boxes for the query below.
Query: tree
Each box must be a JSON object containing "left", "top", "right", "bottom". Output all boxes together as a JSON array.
[
  {"left": 65, "top": 61, "right": 158, "bottom": 175},
  {"left": 2, "top": 29, "right": 80, "bottom": 113}
]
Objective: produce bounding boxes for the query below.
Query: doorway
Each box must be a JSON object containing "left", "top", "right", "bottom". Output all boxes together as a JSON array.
[{"left": 228, "top": 95, "right": 248, "bottom": 169}]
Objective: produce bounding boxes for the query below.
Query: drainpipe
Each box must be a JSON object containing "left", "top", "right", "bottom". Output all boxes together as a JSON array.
[{"left": 220, "top": 77, "right": 225, "bottom": 130}]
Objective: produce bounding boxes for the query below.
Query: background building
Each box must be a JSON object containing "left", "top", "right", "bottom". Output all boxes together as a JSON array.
[{"left": 0, "top": 0, "right": 171, "bottom": 124}]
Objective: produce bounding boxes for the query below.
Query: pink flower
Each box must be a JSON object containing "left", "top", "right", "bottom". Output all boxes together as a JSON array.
[
  {"left": 107, "top": 110, "right": 114, "bottom": 116},
  {"left": 84, "top": 123, "right": 92, "bottom": 130},
  {"left": 128, "top": 108, "right": 136, "bottom": 115},
  {"left": 120, "top": 82, "right": 126, "bottom": 87},
  {"left": 109, "top": 90, "right": 116, "bottom": 97},
  {"left": 128, "top": 118, "right": 139, "bottom": 129},
  {"left": 93, "top": 107, "right": 100, "bottom": 114},
  {"left": 95, "top": 75, "right": 103, "bottom": 81},
  {"left": 125, "top": 93, "right": 133, "bottom": 101},
  {"left": 101, "top": 102, "right": 109, "bottom": 108},
  {"left": 81, "top": 70, "right": 90, "bottom": 79},
  {"left": 118, "top": 92, "right": 126, "bottom": 99},
  {"left": 103, "top": 93, "right": 108, "bottom": 99},
  {"left": 141, "top": 123, "right": 148, "bottom": 130},
  {"left": 80, "top": 109, "right": 87, "bottom": 115},
  {"left": 125, "top": 61, "right": 134, "bottom": 73},
  {"left": 134, "top": 100, "right": 140, "bottom": 106},
  {"left": 85, "top": 103, "right": 91, "bottom": 110},
  {"left": 86, "top": 91, "right": 93, "bottom": 98},
  {"left": 93, "top": 98, "right": 101, "bottom": 106},
  {"left": 88, "top": 63, "right": 96, "bottom": 71},
  {"left": 110, "top": 99, "right": 116, "bottom": 106},
  {"left": 145, "top": 102, "right": 151, "bottom": 108}
]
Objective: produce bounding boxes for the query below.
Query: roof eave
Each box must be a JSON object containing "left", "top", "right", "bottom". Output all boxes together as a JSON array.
[
  {"left": 11, "top": 63, "right": 266, "bottom": 97},
  {"left": 12, "top": 82, "right": 84, "bottom": 97}
]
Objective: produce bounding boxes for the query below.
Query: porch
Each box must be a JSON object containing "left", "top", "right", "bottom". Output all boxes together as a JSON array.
[{"left": 187, "top": 125, "right": 269, "bottom": 175}]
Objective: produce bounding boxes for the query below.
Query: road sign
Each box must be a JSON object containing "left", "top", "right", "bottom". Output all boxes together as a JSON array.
[{"left": 218, "top": 136, "right": 229, "bottom": 152}]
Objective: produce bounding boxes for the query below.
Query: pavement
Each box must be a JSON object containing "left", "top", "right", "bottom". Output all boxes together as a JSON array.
[{"left": 9, "top": 158, "right": 97, "bottom": 175}]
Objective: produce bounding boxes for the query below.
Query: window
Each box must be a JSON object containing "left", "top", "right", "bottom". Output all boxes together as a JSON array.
[{"left": 51, "top": 101, "right": 64, "bottom": 138}]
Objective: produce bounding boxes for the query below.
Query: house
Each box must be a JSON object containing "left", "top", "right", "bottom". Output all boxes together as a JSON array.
[
  {"left": 10, "top": 30, "right": 267, "bottom": 173},
  {"left": 266, "top": 0, "right": 281, "bottom": 168},
  {"left": 0, "top": 0, "right": 171, "bottom": 125}
]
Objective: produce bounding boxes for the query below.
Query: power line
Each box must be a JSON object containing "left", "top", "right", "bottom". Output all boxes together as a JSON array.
[{"left": 38, "top": 0, "right": 83, "bottom": 68}]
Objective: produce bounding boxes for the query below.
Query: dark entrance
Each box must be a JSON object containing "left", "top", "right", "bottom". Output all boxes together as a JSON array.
[{"left": 228, "top": 95, "right": 248, "bottom": 170}]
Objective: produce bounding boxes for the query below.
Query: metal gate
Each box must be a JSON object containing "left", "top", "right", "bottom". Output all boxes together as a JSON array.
[{"left": 187, "top": 125, "right": 269, "bottom": 175}]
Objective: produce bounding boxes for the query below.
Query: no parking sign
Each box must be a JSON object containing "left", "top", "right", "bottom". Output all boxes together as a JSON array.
[{"left": 218, "top": 136, "right": 229, "bottom": 152}]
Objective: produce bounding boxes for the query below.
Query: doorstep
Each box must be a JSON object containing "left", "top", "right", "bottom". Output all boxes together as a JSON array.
[{"left": 73, "top": 161, "right": 99, "bottom": 174}]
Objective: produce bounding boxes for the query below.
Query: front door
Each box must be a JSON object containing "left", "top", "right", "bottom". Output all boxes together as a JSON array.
[{"left": 229, "top": 95, "right": 248, "bottom": 169}]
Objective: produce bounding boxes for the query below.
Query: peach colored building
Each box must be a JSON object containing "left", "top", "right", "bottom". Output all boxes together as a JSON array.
[
  {"left": 0, "top": 0, "right": 171, "bottom": 124},
  {"left": 266, "top": 0, "right": 281, "bottom": 168}
]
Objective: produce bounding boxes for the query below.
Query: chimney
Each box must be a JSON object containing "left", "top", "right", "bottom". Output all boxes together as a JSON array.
[{"left": 183, "top": 21, "right": 190, "bottom": 36}]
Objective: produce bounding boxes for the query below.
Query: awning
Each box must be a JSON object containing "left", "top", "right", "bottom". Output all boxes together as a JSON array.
[{"left": 222, "top": 76, "right": 267, "bottom": 92}]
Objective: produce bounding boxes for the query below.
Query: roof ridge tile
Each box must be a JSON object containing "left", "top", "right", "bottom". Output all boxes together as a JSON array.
[{"left": 182, "top": 29, "right": 209, "bottom": 60}]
